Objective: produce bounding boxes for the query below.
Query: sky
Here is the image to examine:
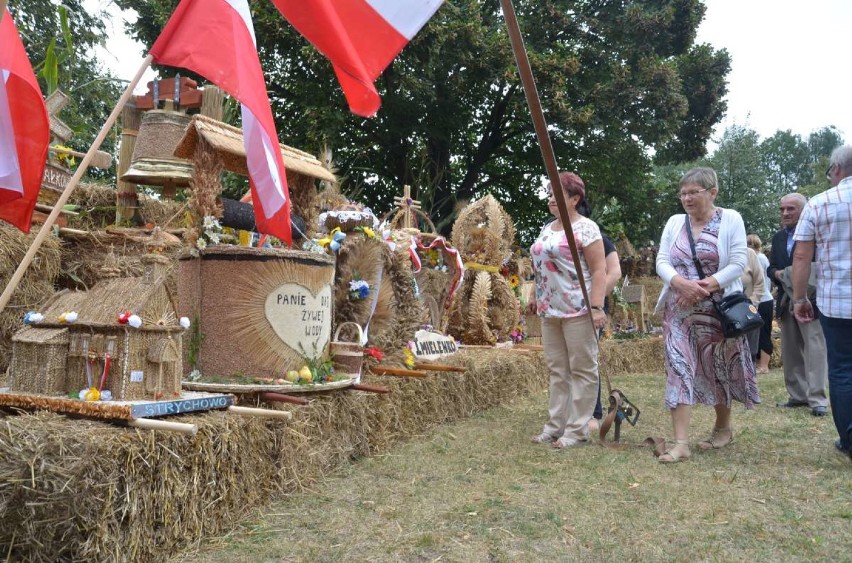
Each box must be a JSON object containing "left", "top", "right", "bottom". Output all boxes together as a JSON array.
[{"left": 86, "top": 0, "right": 850, "bottom": 147}]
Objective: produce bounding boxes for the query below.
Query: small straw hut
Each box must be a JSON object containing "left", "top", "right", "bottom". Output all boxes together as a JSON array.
[{"left": 8, "top": 254, "right": 185, "bottom": 400}]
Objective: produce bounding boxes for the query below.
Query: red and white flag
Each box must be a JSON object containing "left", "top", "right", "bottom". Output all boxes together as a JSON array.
[
  {"left": 271, "top": 0, "right": 443, "bottom": 117},
  {"left": 150, "top": 0, "right": 292, "bottom": 245},
  {"left": 0, "top": 7, "right": 50, "bottom": 232}
]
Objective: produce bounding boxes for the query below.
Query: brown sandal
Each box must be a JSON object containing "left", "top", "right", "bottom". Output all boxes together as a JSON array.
[
  {"left": 658, "top": 440, "right": 691, "bottom": 463},
  {"left": 698, "top": 427, "right": 733, "bottom": 450}
]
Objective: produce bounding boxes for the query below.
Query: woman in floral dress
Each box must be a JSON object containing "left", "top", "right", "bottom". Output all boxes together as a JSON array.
[
  {"left": 655, "top": 167, "right": 760, "bottom": 463},
  {"left": 529, "top": 172, "right": 608, "bottom": 449}
]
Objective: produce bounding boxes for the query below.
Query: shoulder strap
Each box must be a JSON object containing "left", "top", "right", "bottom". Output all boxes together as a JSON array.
[{"left": 684, "top": 215, "right": 706, "bottom": 280}]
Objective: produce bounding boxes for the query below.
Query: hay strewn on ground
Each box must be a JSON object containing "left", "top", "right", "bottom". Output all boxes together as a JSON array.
[{"left": 0, "top": 349, "right": 560, "bottom": 561}]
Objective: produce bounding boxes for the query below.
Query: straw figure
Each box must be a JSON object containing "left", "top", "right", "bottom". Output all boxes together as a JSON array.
[
  {"left": 448, "top": 195, "right": 519, "bottom": 344},
  {"left": 332, "top": 229, "right": 423, "bottom": 361}
]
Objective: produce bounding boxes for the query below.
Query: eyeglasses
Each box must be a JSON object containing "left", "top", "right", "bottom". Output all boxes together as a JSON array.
[
  {"left": 826, "top": 164, "right": 835, "bottom": 181},
  {"left": 677, "top": 188, "right": 709, "bottom": 200}
]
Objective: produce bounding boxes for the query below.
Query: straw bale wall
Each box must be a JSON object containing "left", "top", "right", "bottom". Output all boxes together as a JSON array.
[{"left": 0, "top": 339, "right": 674, "bottom": 561}]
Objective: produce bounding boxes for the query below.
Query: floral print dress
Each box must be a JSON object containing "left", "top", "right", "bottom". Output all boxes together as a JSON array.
[{"left": 662, "top": 209, "right": 760, "bottom": 409}]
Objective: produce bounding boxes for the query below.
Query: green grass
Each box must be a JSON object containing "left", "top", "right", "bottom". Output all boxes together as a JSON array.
[{"left": 177, "top": 369, "right": 851, "bottom": 562}]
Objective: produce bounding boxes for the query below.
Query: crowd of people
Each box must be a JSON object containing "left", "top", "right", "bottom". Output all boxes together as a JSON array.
[{"left": 527, "top": 146, "right": 852, "bottom": 463}]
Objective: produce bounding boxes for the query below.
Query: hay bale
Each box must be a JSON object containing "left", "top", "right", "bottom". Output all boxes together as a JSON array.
[
  {"left": 0, "top": 224, "right": 62, "bottom": 375},
  {"left": 0, "top": 349, "right": 546, "bottom": 560},
  {"left": 599, "top": 336, "right": 665, "bottom": 381}
]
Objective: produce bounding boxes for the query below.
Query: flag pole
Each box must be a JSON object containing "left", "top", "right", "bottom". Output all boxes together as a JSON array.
[
  {"left": 0, "top": 55, "right": 153, "bottom": 314},
  {"left": 0, "top": 1, "right": 7, "bottom": 20},
  {"left": 498, "top": 0, "right": 595, "bottom": 332}
]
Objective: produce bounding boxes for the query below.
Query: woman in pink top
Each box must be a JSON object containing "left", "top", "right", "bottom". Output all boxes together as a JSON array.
[{"left": 528, "top": 172, "right": 607, "bottom": 449}]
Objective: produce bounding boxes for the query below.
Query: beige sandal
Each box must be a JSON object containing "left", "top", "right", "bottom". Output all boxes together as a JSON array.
[
  {"left": 698, "top": 427, "right": 733, "bottom": 450},
  {"left": 658, "top": 440, "right": 691, "bottom": 463},
  {"left": 530, "top": 432, "right": 555, "bottom": 444}
]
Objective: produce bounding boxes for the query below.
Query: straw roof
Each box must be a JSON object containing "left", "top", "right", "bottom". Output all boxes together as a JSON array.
[
  {"left": 173, "top": 114, "right": 336, "bottom": 182},
  {"left": 36, "top": 275, "right": 177, "bottom": 328}
]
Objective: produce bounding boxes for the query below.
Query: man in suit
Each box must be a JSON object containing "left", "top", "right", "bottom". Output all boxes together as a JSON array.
[{"left": 768, "top": 193, "right": 828, "bottom": 416}]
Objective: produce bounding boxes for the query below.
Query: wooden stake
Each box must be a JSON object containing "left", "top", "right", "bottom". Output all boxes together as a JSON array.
[
  {"left": 413, "top": 363, "right": 466, "bottom": 373},
  {"left": 0, "top": 2, "right": 7, "bottom": 21},
  {"left": 368, "top": 366, "right": 429, "bottom": 379},
  {"left": 259, "top": 392, "right": 309, "bottom": 405},
  {"left": 0, "top": 55, "right": 154, "bottom": 315},
  {"left": 127, "top": 417, "right": 197, "bottom": 435},
  {"left": 227, "top": 405, "right": 292, "bottom": 419}
]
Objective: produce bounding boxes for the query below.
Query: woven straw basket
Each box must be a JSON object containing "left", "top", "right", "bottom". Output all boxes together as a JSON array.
[{"left": 330, "top": 322, "right": 364, "bottom": 383}]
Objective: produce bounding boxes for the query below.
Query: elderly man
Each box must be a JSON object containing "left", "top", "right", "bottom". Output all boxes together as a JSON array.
[
  {"left": 792, "top": 145, "right": 852, "bottom": 460},
  {"left": 767, "top": 193, "right": 828, "bottom": 416}
]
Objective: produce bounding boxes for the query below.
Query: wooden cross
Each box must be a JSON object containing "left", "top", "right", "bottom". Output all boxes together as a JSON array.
[
  {"left": 392, "top": 185, "right": 422, "bottom": 229},
  {"left": 45, "top": 90, "right": 73, "bottom": 144}
]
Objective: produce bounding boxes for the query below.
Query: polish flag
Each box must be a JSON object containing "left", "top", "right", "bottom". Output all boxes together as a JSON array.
[
  {"left": 271, "top": 0, "right": 444, "bottom": 117},
  {"left": 150, "top": 0, "right": 292, "bottom": 245},
  {"left": 0, "top": 7, "right": 50, "bottom": 232}
]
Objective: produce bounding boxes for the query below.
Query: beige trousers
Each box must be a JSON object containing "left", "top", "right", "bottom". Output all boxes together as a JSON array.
[
  {"left": 540, "top": 316, "right": 599, "bottom": 441},
  {"left": 780, "top": 310, "right": 828, "bottom": 407}
]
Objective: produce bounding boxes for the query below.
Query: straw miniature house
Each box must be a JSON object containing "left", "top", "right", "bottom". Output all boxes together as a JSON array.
[
  {"left": 173, "top": 114, "right": 337, "bottom": 240},
  {"left": 8, "top": 254, "right": 185, "bottom": 400}
]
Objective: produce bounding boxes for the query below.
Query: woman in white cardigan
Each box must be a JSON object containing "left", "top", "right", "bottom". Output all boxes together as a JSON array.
[{"left": 655, "top": 167, "right": 760, "bottom": 463}]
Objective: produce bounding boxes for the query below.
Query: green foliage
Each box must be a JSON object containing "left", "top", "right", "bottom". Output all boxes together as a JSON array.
[{"left": 118, "top": 0, "right": 729, "bottom": 247}]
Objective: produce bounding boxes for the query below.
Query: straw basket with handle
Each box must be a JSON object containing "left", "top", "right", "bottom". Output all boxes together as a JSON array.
[{"left": 330, "top": 322, "right": 364, "bottom": 383}]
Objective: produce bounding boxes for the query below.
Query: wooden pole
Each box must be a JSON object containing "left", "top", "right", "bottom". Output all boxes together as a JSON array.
[
  {"left": 0, "top": 55, "right": 154, "bottom": 315},
  {"left": 349, "top": 383, "right": 391, "bottom": 394},
  {"left": 498, "top": 0, "right": 595, "bottom": 334},
  {"left": 368, "top": 366, "right": 429, "bottom": 379},
  {"left": 0, "top": 2, "right": 7, "bottom": 21},
  {"left": 227, "top": 405, "right": 293, "bottom": 419},
  {"left": 127, "top": 417, "right": 198, "bottom": 435}
]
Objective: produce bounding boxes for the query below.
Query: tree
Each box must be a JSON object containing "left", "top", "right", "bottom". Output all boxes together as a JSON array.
[
  {"left": 9, "top": 0, "right": 122, "bottom": 182},
  {"left": 119, "top": 0, "right": 730, "bottom": 246},
  {"left": 708, "top": 125, "right": 781, "bottom": 242},
  {"left": 759, "top": 130, "right": 810, "bottom": 193}
]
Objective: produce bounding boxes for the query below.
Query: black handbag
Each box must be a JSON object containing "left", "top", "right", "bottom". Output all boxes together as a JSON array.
[{"left": 684, "top": 215, "right": 764, "bottom": 338}]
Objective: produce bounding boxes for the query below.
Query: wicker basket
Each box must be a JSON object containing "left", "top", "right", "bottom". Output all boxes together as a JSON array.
[
  {"left": 318, "top": 205, "right": 377, "bottom": 233},
  {"left": 330, "top": 322, "right": 364, "bottom": 383}
]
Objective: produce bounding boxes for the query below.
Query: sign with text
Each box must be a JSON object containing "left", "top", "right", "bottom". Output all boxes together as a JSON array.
[
  {"left": 412, "top": 329, "right": 459, "bottom": 361},
  {"left": 131, "top": 394, "right": 234, "bottom": 418},
  {"left": 264, "top": 283, "right": 332, "bottom": 358}
]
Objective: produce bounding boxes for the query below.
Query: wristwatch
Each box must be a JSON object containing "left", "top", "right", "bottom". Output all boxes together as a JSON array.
[{"left": 793, "top": 297, "right": 809, "bottom": 305}]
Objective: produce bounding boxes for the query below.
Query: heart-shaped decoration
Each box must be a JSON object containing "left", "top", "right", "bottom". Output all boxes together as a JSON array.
[{"left": 264, "top": 283, "right": 332, "bottom": 358}]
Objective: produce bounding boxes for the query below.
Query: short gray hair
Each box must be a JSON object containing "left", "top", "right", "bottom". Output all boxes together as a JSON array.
[
  {"left": 680, "top": 167, "right": 718, "bottom": 191},
  {"left": 829, "top": 145, "right": 852, "bottom": 176},
  {"left": 781, "top": 192, "right": 807, "bottom": 208}
]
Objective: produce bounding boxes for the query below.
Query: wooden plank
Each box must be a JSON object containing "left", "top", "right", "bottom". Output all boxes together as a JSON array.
[{"left": 130, "top": 394, "right": 233, "bottom": 418}]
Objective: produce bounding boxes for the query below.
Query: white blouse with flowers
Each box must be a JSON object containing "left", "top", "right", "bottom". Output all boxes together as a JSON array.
[{"left": 531, "top": 217, "right": 602, "bottom": 318}]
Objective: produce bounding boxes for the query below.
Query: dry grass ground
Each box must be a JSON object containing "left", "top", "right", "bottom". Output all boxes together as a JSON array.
[{"left": 177, "top": 369, "right": 851, "bottom": 562}]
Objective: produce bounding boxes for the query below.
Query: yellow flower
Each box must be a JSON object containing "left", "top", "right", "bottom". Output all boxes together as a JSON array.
[
  {"left": 508, "top": 274, "right": 520, "bottom": 289},
  {"left": 403, "top": 348, "right": 415, "bottom": 369},
  {"left": 361, "top": 226, "right": 375, "bottom": 238}
]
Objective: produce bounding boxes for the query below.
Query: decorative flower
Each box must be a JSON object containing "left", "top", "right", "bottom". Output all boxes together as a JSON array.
[
  {"left": 356, "top": 225, "right": 376, "bottom": 238},
  {"left": 58, "top": 311, "right": 78, "bottom": 324},
  {"left": 179, "top": 317, "right": 191, "bottom": 329},
  {"left": 364, "top": 347, "right": 384, "bottom": 361},
  {"left": 508, "top": 274, "right": 521, "bottom": 289},
  {"left": 23, "top": 311, "right": 44, "bottom": 325},
  {"left": 403, "top": 347, "right": 416, "bottom": 369},
  {"left": 382, "top": 229, "right": 397, "bottom": 251},
  {"left": 196, "top": 237, "right": 208, "bottom": 251},
  {"left": 80, "top": 387, "right": 100, "bottom": 401},
  {"left": 117, "top": 311, "right": 132, "bottom": 325},
  {"left": 53, "top": 145, "right": 76, "bottom": 167},
  {"left": 348, "top": 279, "right": 370, "bottom": 300},
  {"left": 100, "top": 390, "right": 112, "bottom": 401},
  {"left": 127, "top": 314, "right": 142, "bottom": 329}
]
